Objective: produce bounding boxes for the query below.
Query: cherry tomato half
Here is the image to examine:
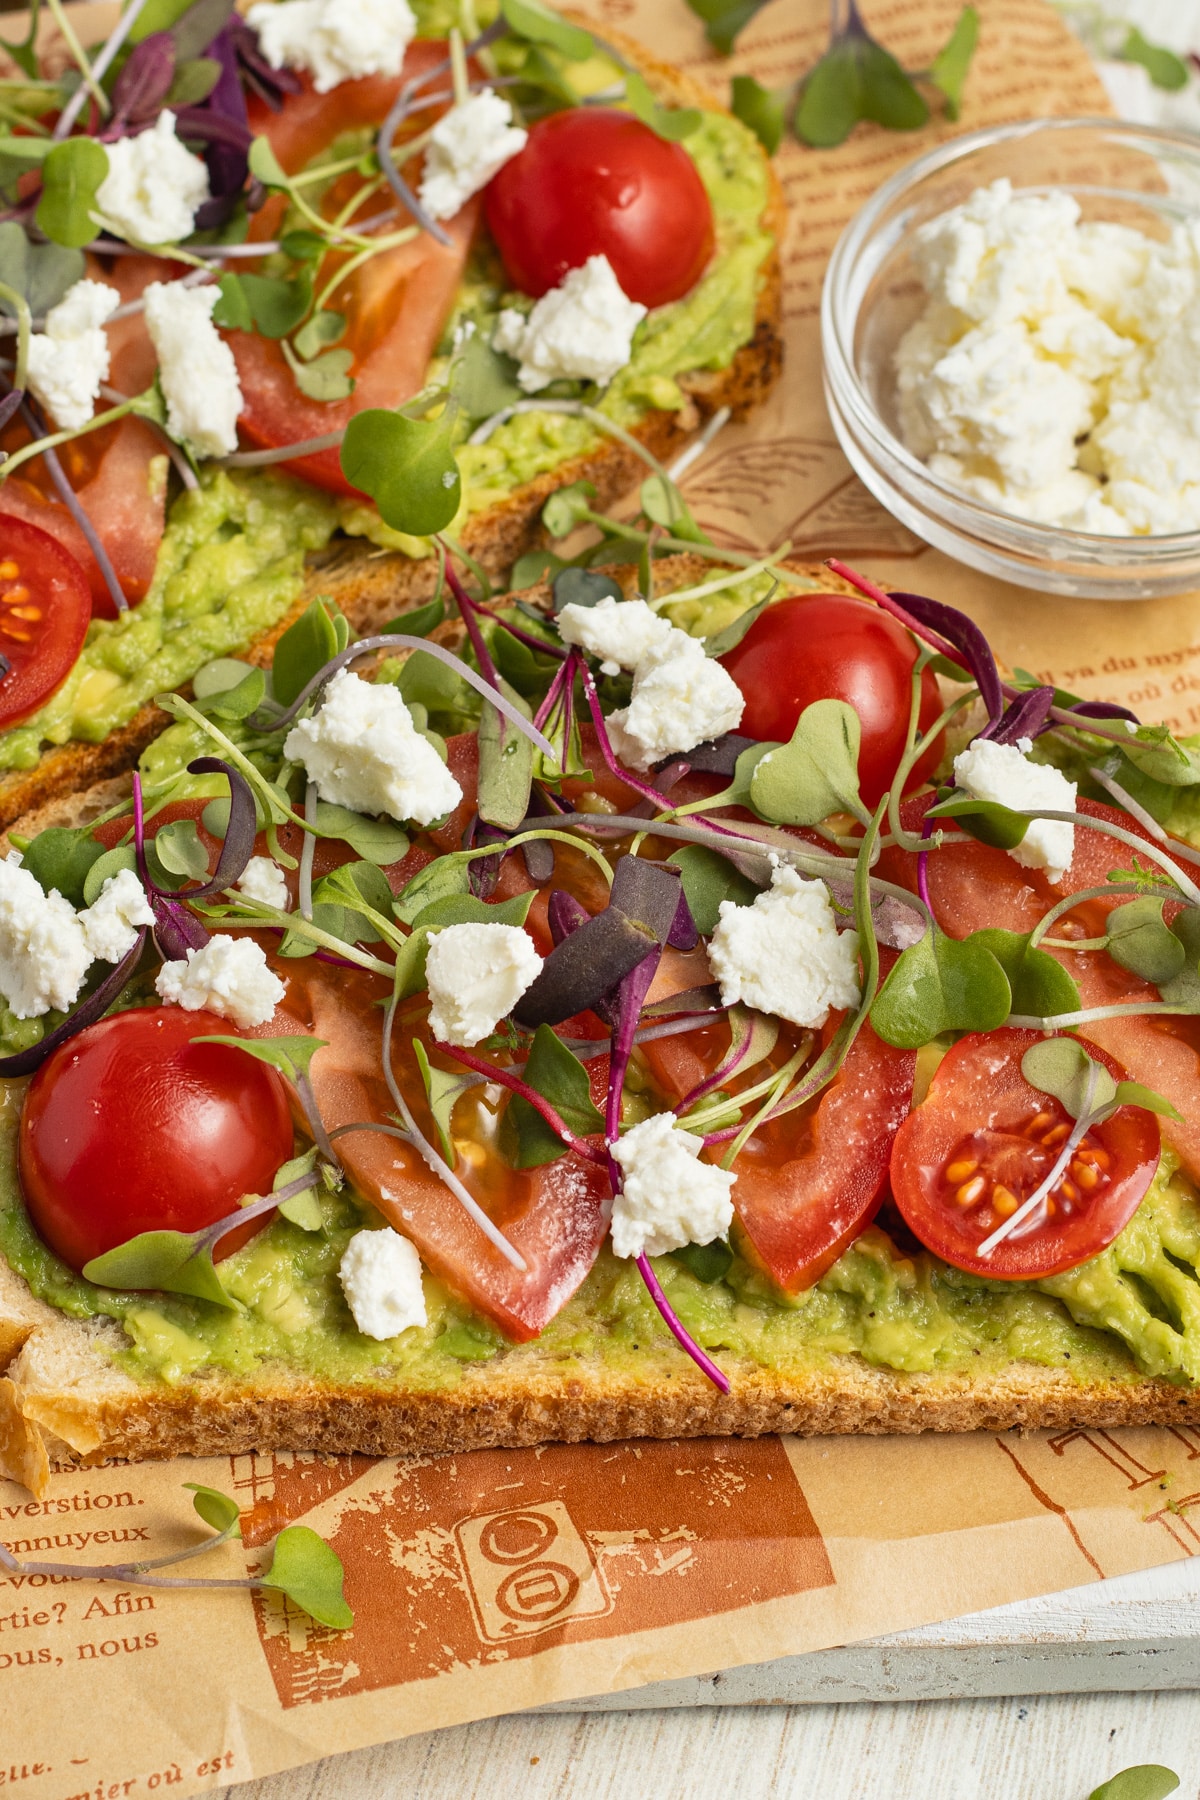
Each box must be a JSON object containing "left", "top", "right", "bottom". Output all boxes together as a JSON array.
[
  {"left": 20, "top": 1008, "right": 294, "bottom": 1274},
  {"left": 0, "top": 516, "right": 92, "bottom": 728},
  {"left": 889, "top": 1028, "right": 1160, "bottom": 1281},
  {"left": 485, "top": 108, "right": 715, "bottom": 307},
  {"left": 720, "top": 595, "right": 944, "bottom": 810}
]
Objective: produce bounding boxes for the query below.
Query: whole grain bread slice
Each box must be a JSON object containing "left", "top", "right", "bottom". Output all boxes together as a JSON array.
[{"left": 0, "top": 21, "right": 784, "bottom": 830}]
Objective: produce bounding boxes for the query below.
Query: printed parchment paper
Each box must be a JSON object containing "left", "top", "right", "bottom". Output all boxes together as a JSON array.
[{"left": 6, "top": 2, "right": 1200, "bottom": 1793}]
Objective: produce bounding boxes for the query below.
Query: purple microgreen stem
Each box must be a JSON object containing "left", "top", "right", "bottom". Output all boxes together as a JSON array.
[
  {"left": 382, "top": 983, "right": 527, "bottom": 1270},
  {"left": 578, "top": 663, "right": 678, "bottom": 811},
  {"left": 561, "top": 1011, "right": 732, "bottom": 1061},
  {"left": 181, "top": 756, "right": 259, "bottom": 898},
  {"left": 438, "top": 1041, "right": 607, "bottom": 1164},
  {"left": 635, "top": 1251, "right": 730, "bottom": 1392},
  {"left": 976, "top": 1061, "right": 1100, "bottom": 1257},
  {"left": 443, "top": 553, "right": 500, "bottom": 690},
  {"left": 0, "top": 928, "right": 147, "bottom": 1077}
]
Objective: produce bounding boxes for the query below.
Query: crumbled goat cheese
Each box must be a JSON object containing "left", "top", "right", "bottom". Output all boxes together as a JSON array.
[
  {"left": 953, "top": 735, "right": 1076, "bottom": 884},
  {"left": 94, "top": 111, "right": 210, "bottom": 246},
  {"left": 494, "top": 255, "right": 646, "bottom": 393},
  {"left": 610, "top": 1112, "right": 736, "bottom": 1260},
  {"left": 237, "top": 856, "right": 290, "bottom": 911},
  {"left": 418, "top": 89, "right": 527, "bottom": 221},
  {"left": 339, "top": 1228, "right": 427, "bottom": 1340},
  {"left": 78, "top": 868, "right": 155, "bottom": 964},
  {"left": 0, "top": 860, "right": 91, "bottom": 1019},
  {"left": 25, "top": 279, "right": 119, "bottom": 433},
  {"left": 557, "top": 596, "right": 674, "bottom": 676},
  {"left": 248, "top": 0, "right": 416, "bottom": 93},
  {"left": 893, "top": 177, "right": 1200, "bottom": 535},
  {"left": 606, "top": 634, "right": 745, "bottom": 770},
  {"left": 708, "top": 865, "right": 861, "bottom": 1030},
  {"left": 155, "top": 934, "right": 285, "bottom": 1029},
  {"left": 143, "top": 282, "right": 243, "bottom": 460},
  {"left": 425, "top": 922, "right": 543, "bottom": 1048},
  {"left": 284, "top": 667, "right": 462, "bottom": 827}
]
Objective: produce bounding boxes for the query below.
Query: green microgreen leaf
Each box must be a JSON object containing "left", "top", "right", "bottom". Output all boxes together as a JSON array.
[
  {"left": 394, "top": 851, "right": 474, "bottom": 925},
  {"left": 624, "top": 70, "right": 702, "bottom": 141},
  {"left": 293, "top": 308, "right": 346, "bottom": 360},
  {"left": 271, "top": 596, "right": 340, "bottom": 709},
  {"left": 1088, "top": 1769, "right": 1179, "bottom": 1800},
  {"left": 1121, "top": 724, "right": 1200, "bottom": 788},
  {"left": 195, "top": 666, "right": 268, "bottom": 724},
  {"left": 409, "top": 890, "right": 536, "bottom": 932},
  {"left": 542, "top": 480, "right": 596, "bottom": 540},
  {"left": 702, "top": 596, "right": 770, "bottom": 659},
  {"left": 213, "top": 270, "right": 253, "bottom": 332},
  {"left": 478, "top": 677, "right": 534, "bottom": 832},
  {"left": 168, "top": 0, "right": 236, "bottom": 59},
  {"left": 672, "top": 1239, "right": 734, "bottom": 1283},
  {"left": 0, "top": 220, "right": 83, "bottom": 315},
  {"left": 36, "top": 137, "right": 109, "bottom": 249},
  {"left": 283, "top": 339, "right": 355, "bottom": 402},
  {"left": 312, "top": 801, "right": 409, "bottom": 866},
  {"left": 795, "top": 21, "right": 928, "bottom": 149},
  {"left": 413, "top": 1039, "right": 476, "bottom": 1163},
  {"left": 500, "top": 0, "right": 594, "bottom": 60},
  {"left": 258, "top": 1524, "right": 353, "bottom": 1629},
  {"left": 969, "top": 928, "right": 1080, "bottom": 1018},
  {"left": 185, "top": 1483, "right": 242, "bottom": 1535},
  {"left": 730, "top": 73, "right": 788, "bottom": 153},
  {"left": 83, "top": 1230, "right": 238, "bottom": 1310},
  {"left": 82, "top": 845, "right": 138, "bottom": 907},
  {"left": 451, "top": 329, "right": 522, "bottom": 419},
  {"left": 247, "top": 135, "right": 289, "bottom": 191},
  {"left": 384, "top": 593, "right": 446, "bottom": 639},
  {"left": 1105, "top": 897, "right": 1187, "bottom": 986},
  {"left": 22, "top": 825, "right": 106, "bottom": 909},
  {"left": 667, "top": 844, "right": 760, "bottom": 935},
  {"left": 926, "top": 790, "right": 1030, "bottom": 851},
  {"left": 927, "top": 5, "right": 979, "bottom": 118},
  {"left": 1019, "top": 1038, "right": 1180, "bottom": 1123},
  {"left": 639, "top": 473, "right": 705, "bottom": 542},
  {"left": 340, "top": 408, "right": 462, "bottom": 538},
  {"left": 167, "top": 54, "right": 221, "bottom": 106},
  {"left": 551, "top": 566, "right": 623, "bottom": 613},
  {"left": 684, "top": 0, "right": 771, "bottom": 55},
  {"left": 392, "top": 923, "right": 432, "bottom": 1000},
  {"left": 870, "top": 926, "right": 1011, "bottom": 1049},
  {"left": 748, "top": 698, "right": 867, "bottom": 826},
  {"left": 217, "top": 269, "right": 312, "bottom": 340},
  {"left": 154, "top": 817, "right": 210, "bottom": 880},
  {"left": 1119, "top": 28, "right": 1188, "bottom": 92},
  {"left": 512, "top": 548, "right": 567, "bottom": 589},
  {"left": 311, "top": 859, "right": 394, "bottom": 945},
  {"left": 509, "top": 1022, "right": 603, "bottom": 1167},
  {"left": 274, "top": 1149, "right": 324, "bottom": 1230},
  {"left": 196, "top": 1034, "right": 327, "bottom": 1084}
]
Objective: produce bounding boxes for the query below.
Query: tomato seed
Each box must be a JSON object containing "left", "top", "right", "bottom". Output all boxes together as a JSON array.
[
  {"left": 0, "top": 561, "right": 18, "bottom": 580},
  {"left": 992, "top": 1185, "right": 1018, "bottom": 1217},
  {"left": 1042, "top": 1123, "right": 1070, "bottom": 1146},
  {"left": 2, "top": 586, "right": 29, "bottom": 605},
  {"left": 956, "top": 1175, "right": 986, "bottom": 1206},
  {"left": 10, "top": 605, "right": 40, "bottom": 621},
  {"left": 1060, "top": 1178, "right": 1079, "bottom": 1203},
  {"left": 946, "top": 1158, "right": 978, "bottom": 1183},
  {"left": 1072, "top": 1161, "right": 1099, "bottom": 1190},
  {"left": 1031, "top": 1112, "right": 1054, "bottom": 1130}
]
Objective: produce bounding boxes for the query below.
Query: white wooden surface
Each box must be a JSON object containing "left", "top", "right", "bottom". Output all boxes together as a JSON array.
[{"left": 226, "top": 4, "right": 1200, "bottom": 1792}]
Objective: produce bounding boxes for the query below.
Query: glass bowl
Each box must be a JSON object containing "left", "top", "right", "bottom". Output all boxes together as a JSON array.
[{"left": 821, "top": 118, "right": 1200, "bottom": 600}]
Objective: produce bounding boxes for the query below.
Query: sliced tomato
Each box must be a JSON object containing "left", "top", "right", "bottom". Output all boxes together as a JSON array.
[
  {"left": 249, "top": 956, "right": 611, "bottom": 1340},
  {"left": 232, "top": 50, "right": 477, "bottom": 494},
  {"left": 0, "top": 516, "right": 92, "bottom": 727},
  {"left": 890, "top": 1028, "right": 1160, "bottom": 1279},
  {"left": 878, "top": 793, "right": 1200, "bottom": 1181}
]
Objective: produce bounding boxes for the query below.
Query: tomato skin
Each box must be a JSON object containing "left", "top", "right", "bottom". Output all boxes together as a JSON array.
[
  {"left": 890, "top": 1029, "right": 1160, "bottom": 1280},
  {"left": 485, "top": 108, "right": 715, "bottom": 307},
  {"left": 720, "top": 596, "right": 944, "bottom": 809},
  {"left": 0, "top": 517, "right": 92, "bottom": 727},
  {"left": 20, "top": 1008, "right": 294, "bottom": 1274}
]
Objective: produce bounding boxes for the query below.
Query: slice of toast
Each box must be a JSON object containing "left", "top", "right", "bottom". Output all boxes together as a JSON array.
[{"left": 0, "top": 21, "right": 784, "bottom": 831}]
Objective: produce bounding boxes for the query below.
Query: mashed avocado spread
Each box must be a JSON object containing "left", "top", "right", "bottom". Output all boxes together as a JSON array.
[{"left": 0, "top": 1064, "right": 1195, "bottom": 1391}]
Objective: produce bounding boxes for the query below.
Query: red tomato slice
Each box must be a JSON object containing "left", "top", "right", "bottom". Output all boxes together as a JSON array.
[
  {"left": 890, "top": 1028, "right": 1160, "bottom": 1279},
  {"left": 720, "top": 595, "right": 944, "bottom": 809},
  {"left": 642, "top": 982, "right": 916, "bottom": 1292},
  {"left": 233, "top": 51, "right": 477, "bottom": 495},
  {"left": 19, "top": 1007, "right": 294, "bottom": 1273},
  {"left": 250, "top": 957, "right": 611, "bottom": 1341},
  {"left": 485, "top": 108, "right": 715, "bottom": 307},
  {"left": 878, "top": 792, "right": 1200, "bottom": 1182},
  {"left": 0, "top": 516, "right": 92, "bottom": 727}
]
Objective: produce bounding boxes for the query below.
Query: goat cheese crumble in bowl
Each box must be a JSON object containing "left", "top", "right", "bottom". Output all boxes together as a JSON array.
[{"left": 821, "top": 118, "right": 1200, "bottom": 599}]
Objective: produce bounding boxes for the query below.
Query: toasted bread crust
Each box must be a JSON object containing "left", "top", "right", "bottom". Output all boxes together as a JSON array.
[{"left": 0, "top": 28, "right": 783, "bottom": 832}]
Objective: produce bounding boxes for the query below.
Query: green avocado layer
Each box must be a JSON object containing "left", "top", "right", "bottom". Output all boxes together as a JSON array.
[{"left": 0, "top": 1048, "right": 1194, "bottom": 1393}]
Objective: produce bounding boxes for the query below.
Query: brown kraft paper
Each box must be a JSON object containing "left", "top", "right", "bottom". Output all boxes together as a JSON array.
[{"left": 6, "top": 0, "right": 1200, "bottom": 1793}]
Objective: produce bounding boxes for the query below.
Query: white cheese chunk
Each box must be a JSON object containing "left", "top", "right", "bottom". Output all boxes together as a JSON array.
[
  {"left": 952, "top": 735, "right": 1076, "bottom": 884},
  {"left": 557, "top": 596, "right": 674, "bottom": 676},
  {"left": 236, "top": 855, "right": 290, "bottom": 911},
  {"left": 0, "top": 859, "right": 91, "bottom": 1019},
  {"left": 493, "top": 255, "right": 646, "bottom": 393},
  {"left": 339, "top": 1227, "right": 427, "bottom": 1339},
  {"left": 605, "top": 634, "right": 745, "bottom": 770},
  {"left": 248, "top": 0, "right": 416, "bottom": 93},
  {"left": 708, "top": 865, "right": 860, "bottom": 1030},
  {"left": 25, "top": 279, "right": 119, "bottom": 433},
  {"left": 93, "top": 111, "right": 210, "bottom": 246},
  {"left": 425, "top": 921, "right": 543, "bottom": 1047},
  {"left": 143, "top": 281, "right": 243, "bottom": 459},
  {"left": 418, "top": 89, "right": 527, "bottom": 221},
  {"left": 155, "top": 934, "right": 285, "bottom": 1029},
  {"left": 283, "top": 667, "right": 462, "bottom": 827},
  {"left": 610, "top": 1111, "right": 735, "bottom": 1260},
  {"left": 78, "top": 868, "right": 155, "bottom": 964}
]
